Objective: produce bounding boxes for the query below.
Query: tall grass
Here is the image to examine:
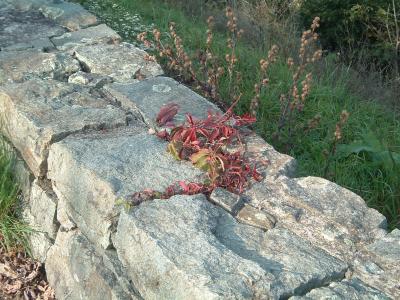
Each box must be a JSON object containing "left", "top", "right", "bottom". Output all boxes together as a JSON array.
[
  {"left": 0, "top": 137, "right": 31, "bottom": 252},
  {"left": 74, "top": 0, "right": 399, "bottom": 229}
]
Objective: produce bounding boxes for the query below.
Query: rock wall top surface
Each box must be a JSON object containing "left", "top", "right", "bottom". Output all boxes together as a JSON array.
[{"left": 0, "top": 1, "right": 399, "bottom": 299}]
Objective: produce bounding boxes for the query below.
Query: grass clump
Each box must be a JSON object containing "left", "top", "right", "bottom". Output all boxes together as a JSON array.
[
  {"left": 0, "top": 137, "right": 31, "bottom": 252},
  {"left": 74, "top": 0, "right": 399, "bottom": 229}
]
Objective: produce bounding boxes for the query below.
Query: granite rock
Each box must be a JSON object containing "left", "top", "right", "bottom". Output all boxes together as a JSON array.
[
  {"left": 0, "top": 50, "right": 80, "bottom": 84},
  {"left": 46, "top": 229, "right": 137, "bottom": 300},
  {"left": 39, "top": 1, "right": 97, "bottom": 31},
  {"left": 114, "top": 194, "right": 348, "bottom": 299},
  {"left": 48, "top": 129, "right": 203, "bottom": 249},
  {"left": 74, "top": 42, "right": 163, "bottom": 82},
  {"left": 291, "top": 278, "right": 390, "bottom": 300},
  {"left": 0, "top": 7, "right": 66, "bottom": 51},
  {"left": 68, "top": 71, "right": 113, "bottom": 87},
  {"left": 26, "top": 180, "right": 58, "bottom": 239},
  {"left": 105, "top": 76, "right": 221, "bottom": 127},
  {"left": 0, "top": 79, "right": 127, "bottom": 177},
  {"left": 51, "top": 24, "right": 121, "bottom": 51}
]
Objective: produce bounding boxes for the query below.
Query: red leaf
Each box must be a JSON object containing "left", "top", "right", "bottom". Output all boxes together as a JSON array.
[
  {"left": 156, "top": 130, "right": 170, "bottom": 140},
  {"left": 156, "top": 103, "right": 180, "bottom": 126}
]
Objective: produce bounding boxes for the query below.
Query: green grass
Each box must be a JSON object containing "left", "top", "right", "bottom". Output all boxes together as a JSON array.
[
  {"left": 74, "top": 0, "right": 399, "bottom": 229},
  {"left": 0, "top": 137, "right": 31, "bottom": 252}
]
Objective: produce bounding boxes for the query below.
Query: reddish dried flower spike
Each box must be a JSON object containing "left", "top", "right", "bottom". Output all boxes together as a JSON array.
[
  {"left": 234, "top": 113, "right": 256, "bottom": 126},
  {"left": 156, "top": 103, "right": 180, "bottom": 126}
]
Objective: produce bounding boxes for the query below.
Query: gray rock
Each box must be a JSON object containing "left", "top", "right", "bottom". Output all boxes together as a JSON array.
[
  {"left": 6, "top": 0, "right": 50, "bottom": 11},
  {"left": 51, "top": 182, "right": 77, "bottom": 232},
  {"left": 51, "top": 24, "right": 121, "bottom": 51},
  {"left": 27, "top": 180, "right": 58, "bottom": 239},
  {"left": 48, "top": 129, "right": 203, "bottom": 249},
  {"left": 239, "top": 129, "right": 297, "bottom": 177},
  {"left": 39, "top": 1, "right": 97, "bottom": 31},
  {"left": 114, "top": 194, "right": 348, "bottom": 299},
  {"left": 21, "top": 180, "right": 58, "bottom": 262},
  {"left": 236, "top": 204, "right": 276, "bottom": 230},
  {"left": 366, "top": 229, "right": 400, "bottom": 263},
  {"left": 28, "top": 231, "right": 54, "bottom": 263},
  {"left": 0, "top": 7, "right": 66, "bottom": 51},
  {"left": 46, "top": 229, "right": 137, "bottom": 300},
  {"left": 74, "top": 42, "right": 163, "bottom": 82},
  {"left": 0, "top": 0, "right": 10, "bottom": 9},
  {"left": 209, "top": 187, "right": 243, "bottom": 214},
  {"left": 244, "top": 175, "right": 388, "bottom": 260},
  {"left": 294, "top": 177, "right": 388, "bottom": 234},
  {"left": 68, "top": 71, "right": 113, "bottom": 87},
  {"left": 0, "top": 79, "right": 127, "bottom": 177},
  {"left": 104, "top": 76, "right": 221, "bottom": 127},
  {"left": 291, "top": 278, "right": 390, "bottom": 300},
  {"left": 0, "top": 50, "right": 80, "bottom": 84}
]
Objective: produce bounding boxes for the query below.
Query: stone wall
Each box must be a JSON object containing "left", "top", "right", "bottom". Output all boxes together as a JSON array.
[{"left": 0, "top": 1, "right": 399, "bottom": 299}]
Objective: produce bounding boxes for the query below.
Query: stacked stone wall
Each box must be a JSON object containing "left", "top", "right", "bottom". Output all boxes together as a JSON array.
[{"left": 0, "top": 1, "right": 399, "bottom": 299}]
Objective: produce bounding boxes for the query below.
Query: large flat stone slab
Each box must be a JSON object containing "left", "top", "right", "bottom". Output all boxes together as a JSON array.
[
  {"left": 46, "top": 229, "right": 137, "bottom": 300},
  {"left": 74, "top": 42, "right": 163, "bottom": 82},
  {"left": 0, "top": 7, "right": 66, "bottom": 51},
  {"left": 51, "top": 24, "right": 121, "bottom": 51},
  {"left": 105, "top": 76, "right": 221, "bottom": 127},
  {"left": 39, "top": 1, "right": 97, "bottom": 31},
  {"left": 243, "top": 176, "right": 388, "bottom": 261},
  {"left": 0, "top": 49, "right": 80, "bottom": 84},
  {"left": 240, "top": 174, "right": 400, "bottom": 297},
  {"left": 0, "top": 79, "right": 127, "bottom": 177},
  {"left": 48, "top": 130, "right": 203, "bottom": 249},
  {"left": 114, "top": 194, "right": 347, "bottom": 299}
]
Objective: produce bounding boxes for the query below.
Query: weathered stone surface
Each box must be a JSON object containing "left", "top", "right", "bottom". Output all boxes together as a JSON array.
[
  {"left": 0, "top": 7, "right": 66, "bottom": 51},
  {"left": 52, "top": 183, "right": 77, "bottom": 231},
  {"left": 244, "top": 176, "right": 388, "bottom": 260},
  {"left": 6, "top": 0, "right": 51, "bottom": 11},
  {"left": 240, "top": 129, "right": 297, "bottom": 177},
  {"left": 46, "top": 230, "right": 136, "bottom": 300},
  {"left": 39, "top": 1, "right": 97, "bottom": 31},
  {"left": 294, "top": 177, "right": 388, "bottom": 234},
  {"left": 242, "top": 175, "right": 400, "bottom": 298},
  {"left": 1, "top": 1, "right": 396, "bottom": 299},
  {"left": 68, "top": 71, "right": 113, "bottom": 87},
  {"left": 366, "top": 228, "right": 400, "bottom": 262},
  {"left": 291, "top": 278, "right": 390, "bottom": 300},
  {"left": 237, "top": 204, "right": 276, "bottom": 230},
  {"left": 209, "top": 187, "right": 243, "bottom": 214},
  {"left": 105, "top": 76, "right": 221, "bottom": 127},
  {"left": 74, "top": 42, "right": 163, "bottom": 82},
  {"left": 21, "top": 180, "right": 58, "bottom": 262},
  {"left": 0, "top": 50, "right": 80, "bottom": 84},
  {"left": 28, "top": 231, "right": 54, "bottom": 263},
  {"left": 27, "top": 180, "right": 58, "bottom": 238},
  {"left": 51, "top": 24, "right": 121, "bottom": 51},
  {"left": 114, "top": 194, "right": 348, "bottom": 299},
  {"left": 0, "top": 0, "right": 10, "bottom": 9},
  {"left": 48, "top": 129, "right": 203, "bottom": 249},
  {"left": 350, "top": 229, "right": 400, "bottom": 298},
  {"left": 0, "top": 79, "right": 127, "bottom": 177}
]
